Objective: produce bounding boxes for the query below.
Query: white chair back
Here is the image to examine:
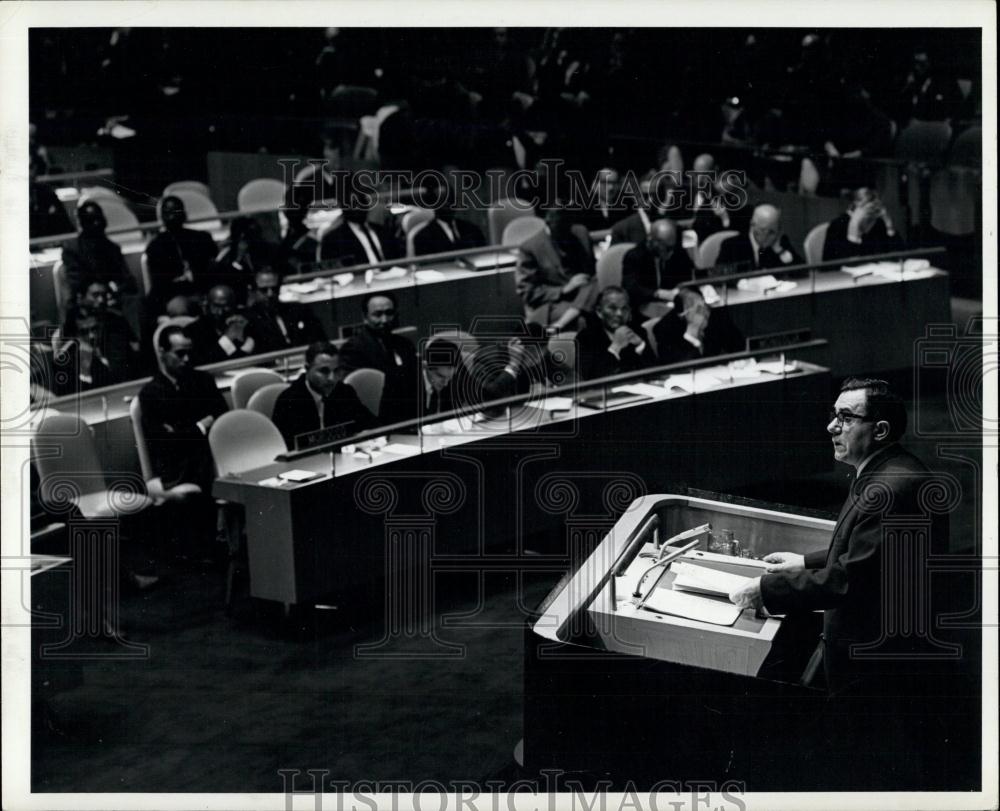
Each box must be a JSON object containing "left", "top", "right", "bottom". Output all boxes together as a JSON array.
[
  {"left": 246, "top": 382, "right": 291, "bottom": 420},
  {"left": 208, "top": 410, "right": 287, "bottom": 476},
  {"left": 82, "top": 198, "right": 142, "bottom": 245},
  {"left": 343, "top": 369, "right": 385, "bottom": 417},
  {"left": 697, "top": 230, "right": 738, "bottom": 269},
  {"left": 402, "top": 207, "right": 435, "bottom": 235},
  {"left": 596, "top": 242, "right": 635, "bottom": 290},
  {"left": 803, "top": 222, "right": 829, "bottom": 266},
  {"left": 487, "top": 198, "right": 535, "bottom": 243},
  {"left": 159, "top": 189, "right": 221, "bottom": 232},
  {"left": 164, "top": 180, "right": 212, "bottom": 199},
  {"left": 501, "top": 216, "right": 546, "bottom": 247},
  {"left": 230, "top": 368, "right": 285, "bottom": 410},
  {"left": 237, "top": 178, "right": 286, "bottom": 213}
]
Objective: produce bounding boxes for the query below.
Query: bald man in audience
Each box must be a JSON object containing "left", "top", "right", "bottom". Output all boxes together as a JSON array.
[
  {"left": 822, "top": 187, "right": 904, "bottom": 264},
  {"left": 621, "top": 218, "right": 696, "bottom": 319},
  {"left": 715, "top": 203, "right": 803, "bottom": 271},
  {"left": 576, "top": 287, "right": 655, "bottom": 380}
]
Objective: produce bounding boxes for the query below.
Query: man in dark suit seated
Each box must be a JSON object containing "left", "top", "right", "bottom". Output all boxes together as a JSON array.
[
  {"left": 62, "top": 200, "right": 137, "bottom": 301},
  {"left": 271, "top": 341, "right": 378, "bottom": 449},
  {"left": 245, "top": 268, "right": 326, "bottom": 353},
  {"left": 278, "top": 184, "right": 321, "bottom": 275},
  {"left": 419, "top": 338, "right": 464, "bottom": 419},
  {"left": 689, "top": 162, "right": 753, "bottom": 244},
  {"left": 652, "top": 289, "right": 744, "bottom": 365},
  {"left": 610, "top": 172, "right": 686, "bottom": 246},
  {"left": 515, "top": 203, "right": 598, "bottom": 332},
  {"left": 51, "top": 278, "right": 142, "bottom": 394},
  {"left": 412, "top": 169, "right": 486, "bottom": 256},
  {"left": 576, "top": 287, "right": 655, "bottom": 380},
  {"left": 715, "top": 204, "right": 803, "bottom": 273},
  {"left": 457, "top": 321, "right": 551, "bottom": 416},
  {"left": 137, "top": 324, "right": 228, "bottom": 554},
  {"left": 822, "top": 187, "right": 904, "bottom": 265},
  {"left": 339, "top": 291, "right": 420, "bottom": 426},
  {"left": 144, "top": 195, "right": 218, "bottom": 311},
  {"left": 731, "top": 378, "right": 949, "bottom": 788},
  {"left": 188, "top": 285, "right": 257, "bottom": 366},
  {"left": 138, "top": 324, "right": 228, "bottom": 494},
  {"left": 577, "top": 167, "right": 630, "bottom": 233},
  {"left": 621, "top": 218, "right": 696, "bottom": 319},
  {"left": 317, "top": 187, "right": 403, "bottom": 267}
]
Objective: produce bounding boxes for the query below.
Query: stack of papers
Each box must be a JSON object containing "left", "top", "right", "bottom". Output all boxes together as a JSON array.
[
  {"left": 374, "top": 267, "right": 408, "bottom": 281},
  {"left": 414, "top": 269, "right": 446, "bottom": 282},
  {"left": 383, "top": 442, "right": 421, "bottom": 456},
  {"left": 671, "top": 561, "right": 751, "bottom": 598},
  {"left": 527, "top": 396, "right": 574, "bottom": 411},
  {"left": 642, "top": 589, "right": 742, "bottom": 626},
  {"left": 612, "top": 383, "right": 668, "bottom": 399},
  {"left": 333, "top": 273, "right": 355, "bottom": 287},
  {"left": 278, "top": 469, "right": 323, "bottom": 483}
]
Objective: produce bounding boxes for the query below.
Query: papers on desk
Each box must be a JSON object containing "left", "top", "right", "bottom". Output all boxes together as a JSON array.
[
  {"left": 757, "top": 359, "right": 800, "bottom": 375},
  {"left": 420, "top": 418, "right": 465, "bottom": 435},
  {"left": 333, "top": 273, "right": 355, "bottom": 287},
  {"left": 671, "top": 561, "right": 751, "bottom": 598},
  {"left": 840, "top": 258, "right": 935, "bottom": 281},
  {"left": 657, "top": 369, "right": 726, "bottom": 394},
  {"left": 613, "top": 383, "right": 668, "bottom": 399},
  {"left": 284, "top": 280, "right": 323, "bottom": 296},
  {"left": 699, "top": 284, "right": 722, "bottom": 305},
  {"left": 526, "top": 396, "right": 574, "bottom": 411},
  {"left": 278, "top": 469, "right": 324, "bottom": 483},
  {"left": 374, "top": 266, "right": 408, "bottom": 281},
  {"left": 467, "top": 251, "right": 519, "bottom": 270},
  {"left": 641, "top": 589, "right": 742, "bottom": 627},
  {"left": 737, "top": 275, "right": 797, "bottom": 295},
  {"left": 414, "top": 269, "right": 446, "bottom": 282},
  {"left": 30, "top": 247, "right": 64, "bottom": 264},
  {"left": 382, "top": 442, "right": 421, "bottom": 456}
]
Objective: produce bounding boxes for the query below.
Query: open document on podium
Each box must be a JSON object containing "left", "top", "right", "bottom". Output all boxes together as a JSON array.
[{"left": 638, "top": 562, "right": 754, "bottom": 626}]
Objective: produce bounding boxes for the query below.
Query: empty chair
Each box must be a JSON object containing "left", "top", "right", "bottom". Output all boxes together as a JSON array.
[
  {"left": 501, "top": 216, "right": 546, "bottom": 247},
  {"left": 158, "top": 189, "right": 222, "bottom": 232},
  {"left": 894, "top": 120, "right": 953, "bottom": 164},
  {"left": 80, "top": 198, "right": 142, "bottom": 245},
  {"left": 343, "top": 368, "right": 385, "bottom": 417},
  {"left": 949, "top": 126, "right": 981, "bottom": 168},
  {"left": 596, "top": 242, "right": 635, "bottom": 290},
  {"left": 230, "top": 368, "right": 284, "bottom": 409},
  {"left": 208, "top": 410, "right": 287, "bottom": 477},
  {"left": 803, "top": 222, "right": 829, "bottom": 266},
  {"left": 129, "top": 396, "right": 205, "bottom": 503},
  {"left": 163, "top": 180, "right": 212, "bottom": 199},
  {"left": 488, "top": 198, "right": 536, "bottom": 244},
  {"left": 930, "top": 167, "right": 980, "bottom": 236},
  {"left": 697, "top": 229, "right": 738, "bottom": 269},
  {"left": 33, "top": 412, "right": 152, "bottom": 519},
  {"left": 78, "top": 186, "right": 125, "bottom": 204},
  {"left": 237, "top": 178, "right": 286, "bottom": 213},
  {"left": 401, "top": 207, "right": 435, "bottom": 235},
  {"left": 246, "top": 382, "right": 291, "bottom": 420}
]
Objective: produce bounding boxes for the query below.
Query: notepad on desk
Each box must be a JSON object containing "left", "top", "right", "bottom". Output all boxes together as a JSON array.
[
  {"left": 612, "top": 383, "right": 667, "bottom": 399},
  {"left": 278, "top": 469, "right": 324, "bottom": 483},
  {"left": 641, "top": 588, "right": 742, "bottom": 626},
  {"left": 670, "top": 561, "right": 752, "bottom": 598}
]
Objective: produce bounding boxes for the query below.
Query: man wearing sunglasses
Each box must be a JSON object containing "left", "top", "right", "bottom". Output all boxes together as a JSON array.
[{"left": 729, "top": 377, "right": 949, "bottom": 786}]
